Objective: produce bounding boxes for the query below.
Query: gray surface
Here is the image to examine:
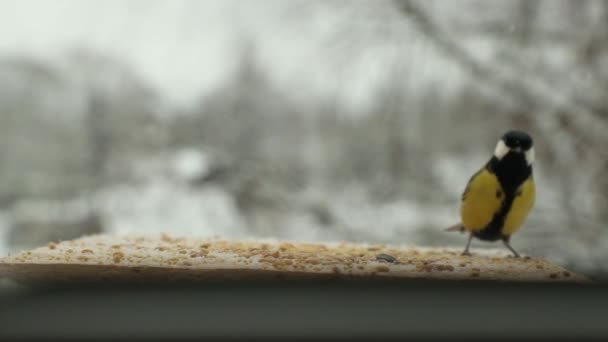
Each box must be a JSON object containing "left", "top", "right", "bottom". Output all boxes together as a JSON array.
[{"left": 0, "top": 281, "right": 606, "bottom": 340}]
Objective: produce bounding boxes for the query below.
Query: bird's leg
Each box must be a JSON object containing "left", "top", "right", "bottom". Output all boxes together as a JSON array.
[
  {"left": 502, "top": 236, "right": 520, "bottom": 258},
  {"left": 461, "top": 233, "right": 473, "bottom": 256}
]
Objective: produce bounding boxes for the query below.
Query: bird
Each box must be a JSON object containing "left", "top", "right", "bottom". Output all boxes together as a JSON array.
[{"left": 446, "top": 130, "right": 536, "bottom": 257}]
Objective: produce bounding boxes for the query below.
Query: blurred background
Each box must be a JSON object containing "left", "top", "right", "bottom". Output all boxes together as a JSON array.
[{"left": 0, "top": 0, "right": 606, "bottom": 278}]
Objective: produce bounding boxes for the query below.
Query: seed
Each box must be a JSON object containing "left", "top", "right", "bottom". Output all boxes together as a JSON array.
[
  {"left": 376, "top": 253, "right": 397, "bottom": 263},
  {"left": 376, "top": 266, "right": 390, "bottom": 272}
]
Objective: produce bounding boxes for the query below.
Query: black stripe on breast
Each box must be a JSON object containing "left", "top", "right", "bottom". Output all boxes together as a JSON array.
[
  {"left": 474, "top": 191, "right": 517, "bottom": 241},
  {"left": 473, "top": 153, "right": 531, "bottom": 241}
]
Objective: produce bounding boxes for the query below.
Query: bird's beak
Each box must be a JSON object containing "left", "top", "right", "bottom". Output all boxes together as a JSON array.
[{"left": 513, "top": 147, "right": 522, "bottom": 153}]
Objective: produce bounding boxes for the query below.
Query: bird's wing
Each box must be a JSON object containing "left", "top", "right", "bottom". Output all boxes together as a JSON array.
[
  {"left": 461, "top": 168, "right": 483, "bottom": 202},
  {"left": 460, "top": 167, "right": 504, "bottom": 232},
  {"left": 444, "top": 168, "right": 483, "bottom": 233}
]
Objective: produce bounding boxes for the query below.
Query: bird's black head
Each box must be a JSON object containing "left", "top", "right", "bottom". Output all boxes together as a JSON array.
[
  {"left": 494, "top": 130, "right": 534, "bottom": 165},
  {"left": 502, "top": 130, "right": 533, "bottom": 151}
]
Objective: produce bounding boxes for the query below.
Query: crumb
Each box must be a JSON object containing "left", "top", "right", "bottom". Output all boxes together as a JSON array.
[
  {"left": 48, "top": 242, "right": 56, "bottom": 250},
  {"left": 471, "top": 272, "right": 480, "bottom": 277},
  {"left": 549, "top": 273, "right": 559, "bottom": 279},
  {"left": 459, "top": 263, "right": 466, "bottom": 267},
  {"left": 271, "top": 251, "right": 280, "bottom": 258},
  {"left": 77, "top": 256, "right": 89, "bottom": 262},
  {"left": 161, "top": 233, "right": 173, "bottom": 243},
  {"left": 416, "top": 264, "right": 433, "bottom": 272},
  {"left": 113, "top": 252, "right": 125, "bottom": 263},
  {"left": 376, "top": 266, "right": 390, "bottom": 272},
  {"left": 563, "top": 271, "right": 571, "bottom": 277},
  {"left": 523, "top": 256, "right": 532, "bottom": 261},
  {"left": 81, "top": 249, "right": 94, "bottom": 254},
  {"left": 155, "top": 246, "right": 167, "bottom": 251},
  {"left": 438, "top": 265, "right": 455, "bottom": 272}
]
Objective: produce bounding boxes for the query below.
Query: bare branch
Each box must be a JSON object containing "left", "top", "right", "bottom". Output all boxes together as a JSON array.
[{"left": 393, "top": 0, "right": 608, "bottom": 151}]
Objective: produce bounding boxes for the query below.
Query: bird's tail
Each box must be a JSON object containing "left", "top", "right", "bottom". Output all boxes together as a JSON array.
[{"left": 444, "top": 223, "right": 465, "bottom": 233}]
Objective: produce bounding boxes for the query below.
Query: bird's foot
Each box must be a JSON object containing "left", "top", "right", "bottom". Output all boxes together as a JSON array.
[{"left": 461, "top": 251, "right": 472, "bottom": 257}]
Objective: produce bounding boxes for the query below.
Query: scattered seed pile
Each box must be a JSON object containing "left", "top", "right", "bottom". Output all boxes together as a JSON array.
[{"left": 0, "top": 234, "right": 590, "bottom": 284}]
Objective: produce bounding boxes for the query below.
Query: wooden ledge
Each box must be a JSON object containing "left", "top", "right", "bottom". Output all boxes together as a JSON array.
[{"left": 0, "top": 234, "right": 590, "bottom": 284}]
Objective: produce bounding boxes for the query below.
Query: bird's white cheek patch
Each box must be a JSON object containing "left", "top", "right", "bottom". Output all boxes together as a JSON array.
[
  {"left": 494, "top": 140, "right": 510, "bottom": 160},
  {"left": 526, "top": 147, "right": 535, "bottom": 165}
]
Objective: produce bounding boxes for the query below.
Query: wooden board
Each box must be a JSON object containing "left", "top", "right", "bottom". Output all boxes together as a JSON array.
[{"left": 0, "top": 234, "right": 590, "bottom": 284}]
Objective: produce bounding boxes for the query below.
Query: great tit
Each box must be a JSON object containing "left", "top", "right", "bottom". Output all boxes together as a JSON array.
[{"left": 446, "top": 130, "right": 536, "bottom": 257}]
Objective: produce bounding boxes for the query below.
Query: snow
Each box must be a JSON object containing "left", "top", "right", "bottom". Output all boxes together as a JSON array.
[
  {"left": 96, "top": 151, "right": 245, "bottom": 238},
  {"left": 172, "top": 148, "right": 211, "bottom": 183},
  {"left": 98, "top": 181, "right": 246, "bottom": 239}
]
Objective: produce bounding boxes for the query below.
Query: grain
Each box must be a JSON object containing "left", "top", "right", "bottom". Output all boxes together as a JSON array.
[{"left": 376, "top": 266, "right": 390, "bottom": 272}]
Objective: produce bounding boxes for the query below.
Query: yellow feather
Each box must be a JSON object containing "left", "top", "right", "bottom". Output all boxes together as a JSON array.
[
  {"left": 460, "top": 168, "right": 503, "bottom": 232},
  {"left": 502, "top": 177, "right": 536, "bottom": 236}
]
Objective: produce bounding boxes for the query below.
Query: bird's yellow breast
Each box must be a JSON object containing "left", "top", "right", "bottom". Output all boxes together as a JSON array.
[
  {"left": 502, "top": 177, "right": 535, "bottom": 235},
  {"left": 460, "top": 168, "right": 535, "bottom": 236}
]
